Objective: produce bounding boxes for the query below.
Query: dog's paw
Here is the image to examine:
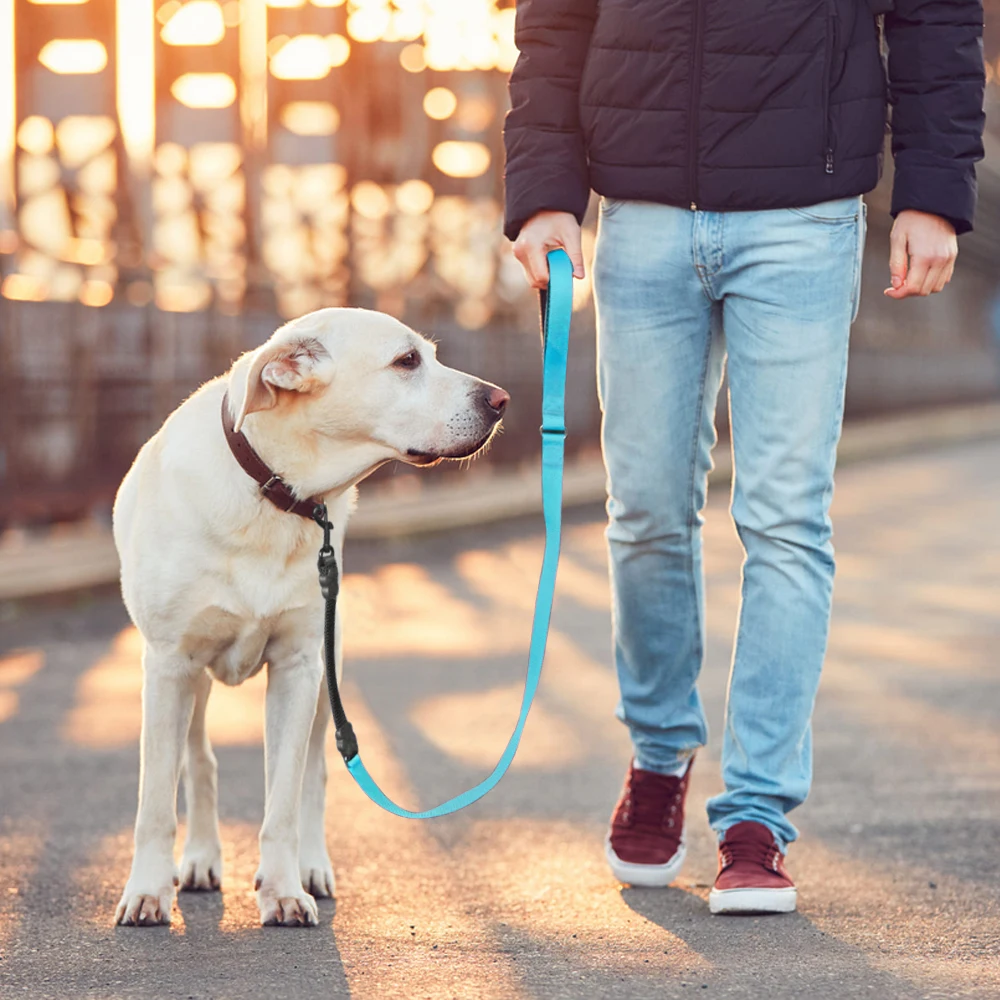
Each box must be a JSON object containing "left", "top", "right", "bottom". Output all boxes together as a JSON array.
[
  {"left": 256, "top": 879, "right": 319, "bottom": 927},
  {"left": 299, "top": 854, "right": 335, "bottom": 899},
  {"left": 179, "top": 842, "right": 223, "bottom": 892},
  {"left": 115, "top": 881, "right": 176, "bottom": 926}
]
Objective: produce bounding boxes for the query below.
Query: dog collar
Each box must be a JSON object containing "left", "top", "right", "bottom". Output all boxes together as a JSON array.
[{"left": 220, "top": 391, "right": 324, "bottom": 520}]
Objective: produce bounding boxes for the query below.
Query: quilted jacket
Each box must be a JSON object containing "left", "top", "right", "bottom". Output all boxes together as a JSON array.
[{"left": 503, "top": 0, "right": 986, "bottom": 238}]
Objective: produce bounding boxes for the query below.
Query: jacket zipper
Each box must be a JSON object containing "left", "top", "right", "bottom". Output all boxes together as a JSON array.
[
  {"left": 823, "top": 1, "right": 838, "bottom": 174},
  {"left": 687, "top": 0, "right": 706, "bottom": 208}
]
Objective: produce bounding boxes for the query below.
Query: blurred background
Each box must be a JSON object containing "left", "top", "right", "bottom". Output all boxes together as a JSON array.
[{"left": 0, "top": 0, "right": 998, "bottom": 532}]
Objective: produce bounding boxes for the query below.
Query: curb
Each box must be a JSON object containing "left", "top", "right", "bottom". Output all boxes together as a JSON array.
[{"left": 1, "top": 401, "right": 998, "bottom": 602}]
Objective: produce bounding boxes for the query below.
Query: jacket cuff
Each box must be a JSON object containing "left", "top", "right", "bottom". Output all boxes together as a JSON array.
[
  {"left": 502, "top": 127, "right": 591, "bottom": 241},
  {"left": 503, "top": 179, "right": 590, "bottom": 242},
  {"left": 890, "top": 155, "right": 978, "bottom": 235}
]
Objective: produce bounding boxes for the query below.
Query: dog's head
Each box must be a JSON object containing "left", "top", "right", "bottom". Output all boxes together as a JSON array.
[{"left": 229, "top": 308, "right": 509, "bottom": 484}]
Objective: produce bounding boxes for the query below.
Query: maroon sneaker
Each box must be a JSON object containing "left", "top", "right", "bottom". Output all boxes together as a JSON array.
[
  {"left": 604, "top": 759, "right": 692, "bottom": 887},
  {"left": 709, "top": 820, "right": 797, "bottom": 914}
]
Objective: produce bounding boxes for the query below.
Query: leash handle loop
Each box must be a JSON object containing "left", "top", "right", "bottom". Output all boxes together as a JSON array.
[{"left": 323, "top": 249, "right": 573, "bottom": 817}]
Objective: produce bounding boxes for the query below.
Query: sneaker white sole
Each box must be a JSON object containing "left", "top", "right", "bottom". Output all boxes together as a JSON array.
[
  {"left": 708, "top": 886, "right": 797, "bottom": 915},
  {"left": 604, "top": 834, "right": 686, "bottom": 888}
]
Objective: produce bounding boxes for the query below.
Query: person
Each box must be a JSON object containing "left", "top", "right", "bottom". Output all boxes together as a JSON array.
[{"left": 503, "top": 0, "right": 985, "bottom": 914}]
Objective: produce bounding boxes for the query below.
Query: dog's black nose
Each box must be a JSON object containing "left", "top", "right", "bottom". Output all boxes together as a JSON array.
[{"left": 483, "top": 386, "right": 510, "bottom": 417}]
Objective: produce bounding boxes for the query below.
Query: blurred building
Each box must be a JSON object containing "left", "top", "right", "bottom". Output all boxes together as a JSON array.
[{"left": 0, "top": 0, "right": 998, "bottom": 526}]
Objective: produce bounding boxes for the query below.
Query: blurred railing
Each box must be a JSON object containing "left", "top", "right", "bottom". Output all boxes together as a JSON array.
[{"left": 1, "top": 0, "right": 998, "bottom": 527}]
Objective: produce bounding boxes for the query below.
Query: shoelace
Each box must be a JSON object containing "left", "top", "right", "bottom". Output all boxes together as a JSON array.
[
  {"left": 719, "top": 838, "right": 782, "bottom": 872},
  {"left": 619, "top": 773, "right": 687, "bottom": 831}
]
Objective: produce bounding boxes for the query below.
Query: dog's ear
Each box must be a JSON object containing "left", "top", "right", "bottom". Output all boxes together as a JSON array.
[{"left": 233, "top": 336, "right": 332, "bottom": 432}]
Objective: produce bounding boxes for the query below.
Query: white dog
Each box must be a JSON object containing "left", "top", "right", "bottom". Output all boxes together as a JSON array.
[{"left": 112, "top": 308, "right": 508, "bottom": 927}]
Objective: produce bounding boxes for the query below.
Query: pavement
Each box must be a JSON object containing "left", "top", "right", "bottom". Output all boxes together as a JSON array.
[{"left": 0, "top": 437, "right": 998, "bottom": 999}]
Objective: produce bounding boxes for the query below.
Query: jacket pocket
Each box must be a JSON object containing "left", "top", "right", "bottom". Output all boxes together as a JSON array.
[{"left": 823, "top": 3, "right": 839, "bottom": 174}]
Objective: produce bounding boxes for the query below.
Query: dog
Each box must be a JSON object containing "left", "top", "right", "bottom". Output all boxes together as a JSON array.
[{"left": 112, "top": 307, "right": 508, "bottom": 927}]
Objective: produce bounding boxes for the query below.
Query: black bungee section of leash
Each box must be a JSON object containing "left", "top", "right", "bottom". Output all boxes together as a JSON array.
[{"left": 312, "top": 502, "right": 358, "bottom": 763}]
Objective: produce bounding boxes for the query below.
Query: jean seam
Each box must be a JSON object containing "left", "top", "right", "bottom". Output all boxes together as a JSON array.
[
  {"left": 692, "top": 214, "right": 717, "bottom": 301},
  {"left": 850, "top": 205, "right": 866, "bottom": 324},
  {"left": 787, "top": 208, "right": 859, "bottom": 224},
  {"left": 684, "top": 318, "right": 715, "bottom": 720}
]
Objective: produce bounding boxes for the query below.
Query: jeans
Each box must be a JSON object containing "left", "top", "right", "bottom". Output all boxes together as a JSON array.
[{"left": 593, "top": 196, "right": 866, "bottom": 850}]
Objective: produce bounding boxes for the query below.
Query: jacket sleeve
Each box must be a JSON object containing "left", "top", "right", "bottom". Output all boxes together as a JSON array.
[
  {"left": 502, "top": 0, "right": 599, "bottom": 241},
  {"left": 883, "top": 0, "right": 986, "bottom": 234}
]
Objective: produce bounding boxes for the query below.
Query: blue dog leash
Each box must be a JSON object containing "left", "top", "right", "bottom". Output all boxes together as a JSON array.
[{"left": 312, "top": 248, "right": 574, "bottom": 818}]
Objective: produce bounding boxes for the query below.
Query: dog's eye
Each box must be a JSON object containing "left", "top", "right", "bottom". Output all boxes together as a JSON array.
[{"left": 392, "top": 350, "right": 421, "bottom": 371}]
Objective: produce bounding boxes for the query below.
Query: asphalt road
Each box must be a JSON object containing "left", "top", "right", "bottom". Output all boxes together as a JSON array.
[{"left": 1, "top": 439, "right": 998, "bottom": 1000}]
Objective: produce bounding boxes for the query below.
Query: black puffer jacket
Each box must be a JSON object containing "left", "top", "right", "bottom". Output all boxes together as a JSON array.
[{"left": 503, "top": 0, "right": 985, "bottom": 238}]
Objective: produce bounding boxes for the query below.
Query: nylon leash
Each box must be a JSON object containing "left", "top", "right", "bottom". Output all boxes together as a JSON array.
[{"left": 312, "top": 248, "right": 573, "bottom": 818}]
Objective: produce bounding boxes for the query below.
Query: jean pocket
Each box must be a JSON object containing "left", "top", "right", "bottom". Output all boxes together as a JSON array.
[
  {"left": 600, "top": 196, "right": 627, "bottom": 219},
  {"left": 788, "top": 196, "right": 861, "bottom": 224},
  {"left": 851, "top": 201, "right": 868, "bottom": 324}
]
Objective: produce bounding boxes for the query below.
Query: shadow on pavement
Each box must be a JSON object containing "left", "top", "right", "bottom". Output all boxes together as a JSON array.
[{"left": 619, "top": 887, "right": 923, "bottom": 1000}]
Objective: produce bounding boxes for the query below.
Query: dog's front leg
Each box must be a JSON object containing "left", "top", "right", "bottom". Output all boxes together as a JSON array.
[
  {"left": 256, "top": 650, "right": 323, "bottom": 927},
  {"left": 299, "top": 673, "right": 334, "bottom": 898},
  {"left": 116, "top": 650, "right": 197, "bottom": 926}
]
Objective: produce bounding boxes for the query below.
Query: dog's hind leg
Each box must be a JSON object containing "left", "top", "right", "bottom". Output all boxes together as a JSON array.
[
  {"left": 115, "top": 648, "right": 197, "bottom": 926},
  {"left": 179, "top": 668, "right": 223, "bottom": 892},
  {"left": 299, "top": 672, "right": 335, "bottom": 898}
]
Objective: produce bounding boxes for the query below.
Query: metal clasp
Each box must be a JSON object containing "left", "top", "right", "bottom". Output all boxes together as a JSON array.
[{"left": 313, "top": 503, "right": 338, "bottom": 601}]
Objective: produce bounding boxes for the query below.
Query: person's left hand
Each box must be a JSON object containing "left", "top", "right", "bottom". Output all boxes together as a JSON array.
[{"left": 884, "top": 210, "right": 958, "bottom": 299}]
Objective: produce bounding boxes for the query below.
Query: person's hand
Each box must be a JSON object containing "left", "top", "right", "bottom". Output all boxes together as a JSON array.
[
  {"left": 884, "top": 210, "right": 958, "bottom": 299},
  {"left": 512, "top": 210, "right": 585, "bottom": 289}
]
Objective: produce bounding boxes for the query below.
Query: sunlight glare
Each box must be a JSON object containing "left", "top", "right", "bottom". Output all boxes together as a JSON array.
[
  {"left": 388, "top": 8, "right": 423, "bottom": 41},
  {"left": 239, "top": 0, "right": 268, "bottom": 151},
  {"left": 326, "top": 33, "right": 350, "bottom": 67},
  {"left": 346, "top": 6, "right": 390, "bottom": 43},
  {"left": 156, "top": 0, "right": 181, "bottom": 23},
  {"left": 55, "top": 115, "right": 116, "bottom": 169},
  {"left": 171, "top": 72, "right": 237, "bottom": 108},
  {"left": 16, "top": 116, "right": 54, "bottom": 156},
  {"left": 410, "top": 684, "right": 585, "bottom": 769},
  {"left": 0, "top": 649, "right": 43, "bottom": 688},
  {"left": 156, "top": 273, "right": 213, "bottom": 311},
  {"left": 38, "top": 39, "right": 108, "bottom": 75},
  {"left": 62, "top": 236, "right": 105, "bottom": 265},
  {"left": 79, "top": 278, "right": 114, "bottom": 307},
  {"left": 399, "top": 42, "right": 425, "bottom": 73},
  {"left": 395, "top": 178, "right": 434, "bottom": 215},
  {"left": 280, "top": 101, "right": 340, "bottom": 136},
  {"left": 423, "top": 86, "right": 456, "bottom": 120},
  {"left": 432, "top": 140, "right": 491, "bottom": 178},
  {"left": 1, "top": 273, "right": 46, "bottom": 301},
  {"left": 117, "top": 0, "right": 155, "bottom": 170},
  {"left": 269, "top": 35, "right": 331, "bottom": 80},
  {"left": 351, "top": 180, "right": 390, "bottom": 220},
  {"left": 160, "top": 0, "right": 226, "bottom": 46}
]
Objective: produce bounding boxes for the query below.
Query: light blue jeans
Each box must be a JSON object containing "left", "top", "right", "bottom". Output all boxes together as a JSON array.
[{"left": 593, "top": 196, "right": 866, "bottom": 850}]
